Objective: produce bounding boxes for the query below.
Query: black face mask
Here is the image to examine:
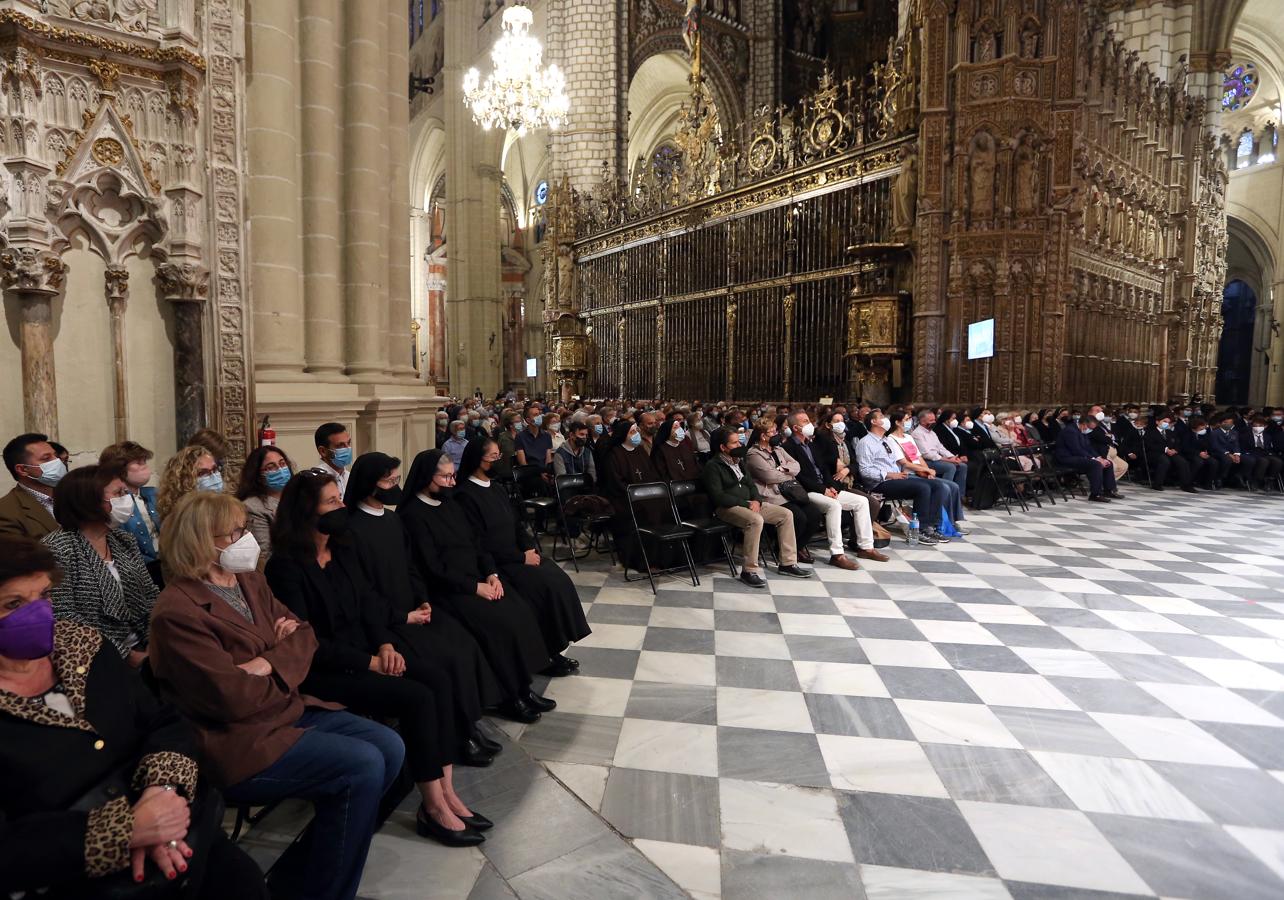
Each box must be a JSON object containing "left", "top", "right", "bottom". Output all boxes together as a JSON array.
[
  {"left": 317, "top": 508, "right": 349, "bottom": 537},
  {"left": 768, "top": 434, "right": 785, "bottom": 449},
  {"left": 727, "top": 446, "right": 749, "bottom": 459},
  {"left": 374, "top": 485, "right": 403, "bottom": 506}
]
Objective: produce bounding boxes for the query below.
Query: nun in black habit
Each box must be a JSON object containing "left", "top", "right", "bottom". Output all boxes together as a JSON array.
[
  {"left": 344, "top": 452, "right": 503, "bottom": 764},
  {"left": 455, "top": 438, "right": 591, "bottom": 677},
  {"left": 400, "top": 449, "right": 557, "bottom": 724}
]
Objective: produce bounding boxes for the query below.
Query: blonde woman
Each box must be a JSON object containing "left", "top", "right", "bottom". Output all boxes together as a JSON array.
[{"left": 157, "top": 446, "right": 221, "bottom": 522}]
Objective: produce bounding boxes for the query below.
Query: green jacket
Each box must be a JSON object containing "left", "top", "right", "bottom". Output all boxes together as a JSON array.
[{"left": 702, "top": 455, "right": 760, "bottom": 510}]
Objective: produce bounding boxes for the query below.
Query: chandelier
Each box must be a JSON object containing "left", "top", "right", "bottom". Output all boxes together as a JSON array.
[{"left": 463, "top": 4, "right": 570, "bottom": 137}]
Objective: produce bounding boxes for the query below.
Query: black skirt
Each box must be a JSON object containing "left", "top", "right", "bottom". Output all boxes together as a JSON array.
[
  {"left": 392, "top": 606, "right": 503, "bottom": 719},
  {"left": 495, "top": 557, "right": 592, "bottom": 655},
  {"left": 434, "top": 581, "right": 551, "bottom": 696}
]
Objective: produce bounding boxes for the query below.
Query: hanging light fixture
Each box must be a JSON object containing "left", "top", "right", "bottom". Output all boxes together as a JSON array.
[{"left": 463, "top": 4, "right": 570, "bottom": 137}]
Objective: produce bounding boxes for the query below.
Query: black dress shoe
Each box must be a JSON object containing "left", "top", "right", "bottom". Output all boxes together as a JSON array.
[
  {"left": 497, "top": 697, "right": 542, "bottom": 723},
  {"left": 525, "top": 690, "right": 557, "bottom": 712},
  {"left": 459, "top": 738, "right": 495, "bottom": 767},
  {"left": 417, "top": 806, "right": 485, "bottom": 846},
  {"left": 459, "top": 810, "right": 493, "bottom": 831},
  {"left": 1182, "top": 486, "right": 1198, "bottom": 493},
  {"left": 1108, "top": 491, "right": 1125, "bottom": 500},
  {"left": 797, "top": 548, "right": 813, "bottom": 564},
  {"left": 1089, "top": 494, "right": 1111, "bottom": 502},
  {"left": 470, "top": 725, "right": 502, "bottom": 756},
  {"left": 556, "top": 653, "right": 580, "bottom": 671},
  {"left": 778, "top": 564, "right": 812, "bottom": 578},
  {"left": 739, "top": 570, "right": 767, "bottom": 589},
  {"left": 540, "top": 656, "right": 577, "bottom": 677}
]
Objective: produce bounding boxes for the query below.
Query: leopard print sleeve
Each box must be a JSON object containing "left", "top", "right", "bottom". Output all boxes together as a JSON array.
[
  {"left": 132, "top": 751, "right": 199, "bottom": 798},
  {"left": 84, "top": 795, "right": 134, "bottom": 878}
]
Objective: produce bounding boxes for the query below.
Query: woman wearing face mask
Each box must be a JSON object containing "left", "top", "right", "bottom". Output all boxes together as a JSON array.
[
  {"left": 235, "top": 446, "right": 296, "bottom": 567},
  {"left": 0, "top": 534, "right": 270, "bottom": 900},
  {"left": 342, "top": 453, "right": 502, "bottom": 763},
  {"left": 157, "top": 446, "right": 222, "bottom": 522},
  {"left": 888, "top": 411, "right": 968, "bottom": 532},
  {"left": 545, "top": 414, "right": 566, "bottom": 452},
  {"left": 455, "top": 440, "right": 591, "bottom": 676},
  {"left": 688, "top": 413, "right": 711, "bottom": 455},
  {"left": 264, "top": 471, "right": 488, "bottom": 847},
  {"left": 745, "top": 419, "right": 822, "bottom": 564},
  {"left": 653, "top": 417, "right": 702, "bottom": 481},
  {"left": 43, "top": 465, "right": 159, "bottom": 668},
  {"left": 150, "top": 491, "right": 405, "bottom": 900},
  {"left": 99, "top": 440, "right": 165, "bottom": 588}
]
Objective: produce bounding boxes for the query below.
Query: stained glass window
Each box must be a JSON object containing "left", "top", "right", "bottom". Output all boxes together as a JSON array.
[
  {"left": 652, "top": 144, "right": 684, "bottom": 181},
  {"left": 1222, "top": 63, "right": 1257, "bottom": 112}
]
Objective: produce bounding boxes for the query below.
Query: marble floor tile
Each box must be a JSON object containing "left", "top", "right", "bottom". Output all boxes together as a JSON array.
[
  {"left": 1225, "top": 825, "right": 1284, "bottom": 883},
  {"left": 777, "top": 612, "right": 854, "bottom": 637},
  {"left": 540, "top": 675, "right": 633, "bottom": 717},
  {"left": 1149, "top": 761, "right": 1284, "bottom": 829},
  {"left": 982, "top": 624, "right": 1081, "bottom": 650},
  {"left": 714, "top": 630, "right": 793, "bottom": 660},
  {"left": 782, "top": 633, "right": 870, "bottom": 663},
  {"left": 1176, "top": 656, "right": 1284, "bottom": 691},
  {"left": 598, "top": 767, "right": 721, "bottom": 846},
  {"left": 913, "top": 619, "right": 1005, "bottom": 645},
  {"left": 1095, "top": 652, "right": 1212, "bottom": 684},
  {"left": 720, "top": 849, "right": 864, "bottom": 900},
  {"left": 845, "top": 616, "right": 929, "bottom": 641},
  {"left": 859, "top": 864, "right": 1014, "bottom": 900},
  {"left": 1135, "top": 682, "right": 1284, "bottom": 726},
  {"left": 543, "top": 761, "right": 609, "bottom": 812},
  {"left": 612, "top": 718, "right": 719, "bottom": 776},
  {"left": 358, "top": 818, "right": 487, "bottom": 899},
  {"left": 1011, "top": 647, "right": 1122, "bottom": 680},
  {"left": 859, "top": 638, "right": 952, "bottom": 669},
  {"left": 719, "top": 778, "right": 854, "bottom": 863},
  {"left": 518, "top": 712, "right": 624, "bottom": 766},
  {"left": 1089, "top": 712, "right": 1255, "bottom": 768},
  {"left": 623, "top": 681, "right": 718, "bottom": 725},
  {"left": 590, "top": 587, "right": 657, "bottom": 607},
  {"left": 1030, "top": 751, "right": 1209, "bottom": 822},
  {"left": 1039, "top": 676, "right": 1174, "bottom": 717},
  {"left": 874, "top": 666, "right": 984, "bottom": 704},
  {"left": 839, "top": 791, "right": 995, "bottom": 876},
  {"left": 1197, "top": 721, "right": 1284, "bottom": 769},
  {"left": 648, "top": 606, "right": 717, "bottom": 630},
  {"left": 561, "top": 647, "right": 640, "bottom": 681},
  {"left": 793, "top": 660, "right": 889, "bottom": 697},
  {"left": 717, "top": 685, "right": 815, "bottom": 733},
  {"left": 1208, "top": 635, "right": 1284, "bottom": 663},
  {"left": 959, "top": 671, "right": 1079, "bottom": 711},
  {"left": 894, "top": 600, "right": 975, "bottom": 622},
  {"left": 643, "top": 626, "right": 717, "bottom": 655},
  {"left": 573, "top": 623, "right": 648, "bottom": 650},
  {"left": 923, "top": 744, "right": 1074, "bottom": 809},
  {"left": 817, "top": 734, "right": 949, "bottom": 796},
  {"left": 960, "top": 603, "right": 1047, "bottom": 626},
  {"left": 715, "top": 655, "right": 802, "bottom": 691},
  {"left": 586, "top": 603, "right": 653, "bottom": 626},
  {"left": 934, "top": 643, "right": 1038, "bottom": 674},
  {"left": 634, "top": 649, "right": 718, "bottom": 686},
  {"left": 716, "top": 727, "right": 830, "bottom": 787},
  {"left": 712, "top": 609, "right": 782, "bottom": 631},
  {"left": 956, "top": 801, "right": 1150, "bottom": 895},
  {"left": 465, "top": 863, "right": 517, "bottom": 900},
  {"left": 772, "top": 594, "right": 840, "bottom": 615},
  {"left": 832, "top": 595, "right": 907, "bottom": 617},
  {"left": 895, "top": 699, "right": 1024, "bottom": 749},
  {"left": 477, "top": 774, "right": 613, "bottom": 879},
  {"left": 804, "top": 693, "right": 916, "bottom": 740},
  {"left": 507, "top": 833, "right": 688, "bottom": 900},
  {"left": 1055, "top": 627, "right": 1165, "bottom": 656},
  {"left": 632, "top": 840, "right": 720, "bottom": 900}
]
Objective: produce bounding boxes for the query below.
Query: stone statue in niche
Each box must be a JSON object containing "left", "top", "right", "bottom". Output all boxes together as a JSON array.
[
  {"left": 969, "top": 134, "right": 996, "bottom": 220},
  {"left": 556, "top": 246, "right": 576, "bottom": 310},
  {"left": 975, "top": 27, "right": 997, "bottom": 63},
  {"left": 891, "top": 146, "right": 918, "bottom": 234},
  {"left": 1014, "top": 146, "right": 1038, "bottom": 217},
  {"left": 1020, "top": 25, "right": 1039, "bottom": 59}
]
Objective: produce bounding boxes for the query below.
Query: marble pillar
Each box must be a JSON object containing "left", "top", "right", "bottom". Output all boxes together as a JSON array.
[
  {"left": 1, "top": 248, "right": 67, "bottom": 436},
  {"left": 158, "top": 263, "right": 210, "bottom": 444},
  {"left": 299, "top": 0, "right": 346, "bottom": 378},
  {"left": 386, "top": 0, "right": 416, "bottom": 380},
  {"left": 426, "top": 256, "right": 448, "bottom": 388},
  {"left": 104, "top": 264, "right": 130, "bottom": 442}
]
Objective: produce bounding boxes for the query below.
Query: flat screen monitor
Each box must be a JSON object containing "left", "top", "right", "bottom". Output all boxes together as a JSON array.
[
  {"left": 526, "top": 358, "right": 538, "bottom": 378},
  {"left": 967, "top": 318, "right": 995, "bottom": 361}
]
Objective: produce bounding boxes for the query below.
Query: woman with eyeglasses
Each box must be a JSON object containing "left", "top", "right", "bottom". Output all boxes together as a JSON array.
[
  {"left": 456, "top": 439, "right": 590, "bottom": 678},
  {"left": 399, "top": 449, "right": 555, "bottom": 724},
  {"left": 235, "top": 445, "right": 296, "bottom": 565},
  {"left": 157, "top": 446, "right": 222, "bottom": 522},
  {"left": 149, "top": 491, "right": 405, "bottom": 900},
  {"left": 264, "top": 470, "right": 488, "bottom": 847}
]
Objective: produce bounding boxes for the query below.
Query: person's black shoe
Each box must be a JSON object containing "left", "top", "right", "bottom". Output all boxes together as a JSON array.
[
  {"left": 873, "top": 537, "right": 892, "bottom": 549},
  {"left": 778, "top": 564, "right": 812, "bottom": 578},
  {"left": 417, "top": 806, "right": 485, "bottom": 846},
  {"left": 1108, "top": 491, "right": 1125, "bottom": 500},
  {"left": 917, "top": 531, "right": 938, "bottom": 545},
  {"left": 556, "top": 653, "right": 580, "bottom": 671},
  {"left": 739, "top": 570, "right": 767, "bottom": 589},
  {"left": 496, "top": 697, "right": 542, "bottom": 724},
  {"left": 525, "top": 690, "right": 557, "bottom": 712},
  {"left": 1181, "top": 486, "right": 1198, "bottom": 493},
  {"left": 458, "top": 810, "right": 493, "bottom": 832},
  {"left": 1089, "top": 494, "right": 1111, "bottom": 503},
  {"left": 470, "top": 725, "right": 502, "bottom": 756},
  {"left": 541, "top": 656, "right": 577, "bottom": 677},
  {"left": 924, "top": 527, "right": 951, "bottom": 544},
  {"left": 459, "top": 738, "right": 495, "bottom": 767},
  {"left": 1153, "top": 485, "right": 1165, "bottom": 491}
]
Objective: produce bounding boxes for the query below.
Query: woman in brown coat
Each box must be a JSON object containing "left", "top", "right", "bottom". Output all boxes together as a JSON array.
[
  {"left": 744, "top": 419, "right": 820, "bottom": 563},
  {"left": 148, "top": 491, "right": 405, "bottom": 900}
]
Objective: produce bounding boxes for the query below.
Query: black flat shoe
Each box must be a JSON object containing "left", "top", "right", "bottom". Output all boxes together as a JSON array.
[
  {"left": 497, "top": 697, "right": 542, "bottom": 723},
  {"left": 458, "top": 810, "right": 493, "bottom": 831},
  {"left": 525, "top": 690, "right": 557, "bottom": 712},
  {"left": 459, "top": 738, "right": 495, "bottom": 767},
  {"left": 541, "top": 657, "right": 577, "bottom": 677},
  {"left": 778, "top": 564, "right": 812, "bottom": 578},
  {"left": 558, "top": 654, "right": 580, "bottom": 671},
  {"left": 470, "top": 725, "right": 502, "bottom": 756},
  {"left": 739, "top": 571, "right": 767, "bottom": 589},
  {"left": 417, "top": 806, "right": 485, "bottom": 846}
]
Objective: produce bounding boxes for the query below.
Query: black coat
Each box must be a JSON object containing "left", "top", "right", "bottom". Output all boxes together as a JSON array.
[
  {"left": 0, "top": 622, "right": 198, "bottom": 893},
  {"left": 782, "top": 435, "right": 837, "bottom": 494},
  {"left": 1087, "top": 423, "right": 1117, "bottom": 459}
]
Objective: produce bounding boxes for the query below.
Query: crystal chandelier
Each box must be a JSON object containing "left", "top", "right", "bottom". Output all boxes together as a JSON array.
[{"left": 463, "top": 4, "right": 570, "bottom": 137}]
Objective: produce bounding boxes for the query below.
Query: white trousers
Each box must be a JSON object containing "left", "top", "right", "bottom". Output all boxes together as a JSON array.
[{"left": 807, "top": 491, "right": 873, "bottom": 555}]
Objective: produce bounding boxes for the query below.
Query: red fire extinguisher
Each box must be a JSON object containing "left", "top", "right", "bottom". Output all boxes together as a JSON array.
[{"left": 259, "top": 415, "right": 275, "bottom": 447}]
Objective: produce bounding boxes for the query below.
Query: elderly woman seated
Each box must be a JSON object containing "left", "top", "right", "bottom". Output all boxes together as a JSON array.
[{"left": 0, "top": 534, "right": 266, "bottom": 899}]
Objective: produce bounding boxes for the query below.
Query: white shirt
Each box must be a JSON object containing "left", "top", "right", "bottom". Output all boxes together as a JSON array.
[
  {"left": 358, "top": 502, "right": 384, "bottom": 517},
  {"left": 416, "top": 492, "right": 441, "bottom": 507},
  {"left": 318, "top": 460, "right": 349, "bottom": 497},
  {"left": 468, "top": 476, "right": 490, "bottom": 488}
]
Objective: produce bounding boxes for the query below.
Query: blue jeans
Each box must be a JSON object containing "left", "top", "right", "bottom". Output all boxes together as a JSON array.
[
  {"left": 926, "top": 460, "right": 968, "bottom": 514},
  {"left": 224, "top": 709, "right": 405, "bottom": 900},
  {"left": 871, "top": 476, "right": 948, "bottom": 529}
]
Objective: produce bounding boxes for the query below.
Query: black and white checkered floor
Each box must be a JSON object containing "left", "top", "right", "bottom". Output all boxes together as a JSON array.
[{"left": 246, "top": 488, "right": 1284, "bottom": 899}]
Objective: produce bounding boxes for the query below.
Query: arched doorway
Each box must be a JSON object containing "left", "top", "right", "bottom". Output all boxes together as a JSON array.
[{"left": 1216, "top": 279, "right": 1258, "bottom": 405}]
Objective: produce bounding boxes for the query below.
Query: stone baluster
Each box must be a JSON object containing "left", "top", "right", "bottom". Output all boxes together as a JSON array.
[
  {"left": 157, "top": 262, "right": 211, "bottom": 444},
  {"left": 1, "top": 248, "right": 67, "bottom": 436},
  {"left": 104, "top": 264, "right": 130, "bottom": 442}
]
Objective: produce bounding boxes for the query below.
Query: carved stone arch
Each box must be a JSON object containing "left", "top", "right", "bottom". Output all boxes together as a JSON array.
[{"left": 631, "top": 35, "right": 743, "bottom": 126}]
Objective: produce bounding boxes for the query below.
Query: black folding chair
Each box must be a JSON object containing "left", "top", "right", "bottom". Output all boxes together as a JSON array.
[
  {"left": 999, "top": 447, "right": 1043, "bottom": 509},
  {"left": 1034, "top": 445, "right": 1080, "bottom": 500},
  {"left": 668, "top": 479, "right": 738, "bottom": 578},
  {"left": 623, "top": 482, "right": 699, "bottom": 594},
  {"left": 551, "top": 474, "right": 615, "bottom": 571},
  {"left": 513, "top": 463, "right": 557, "bottom": 547},
  {"left": 980, "top": 449, "right": 1022, "bottom": 514}
]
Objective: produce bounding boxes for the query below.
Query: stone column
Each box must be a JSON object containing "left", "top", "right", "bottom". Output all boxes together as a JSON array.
[
  {"left": 299, "top": 0, "right": 346, "bottom": 377},
  {"left": 158, "top": 263, "right": 211, "bottom": 444},
  {"left": 248, "top": 0, "right": 307, "bottom": 379},
  {"left": 104, "top": 264, "right": 130, "bottom": 442},
  {"left": 1, "top": 249, "right": 66, "bottom": 436},
  {"left": 387, "top": 0, "right": 416, "bottom": 380},
  {"left": 343, "top": 0, "right": 391, "bottom": 380},
  {"left": 426, "top": 256, "right": 448, "bottom": 388}
]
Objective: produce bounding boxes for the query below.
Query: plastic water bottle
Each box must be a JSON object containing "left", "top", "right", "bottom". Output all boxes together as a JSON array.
[{"left": 907, "top": 513, "right": 920, "bottom": 546}]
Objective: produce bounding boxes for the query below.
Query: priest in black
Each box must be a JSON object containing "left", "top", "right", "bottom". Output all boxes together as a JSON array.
[
  {"left": 342, "top": 453, "right": 503, "bottom": 764},
  {"left": 455, "top": 438, "right": 590, "bottom": 677},
  {"left": 400, "top": 449, "right": 555, "bottom": 724},
  {"left": 264, "top": 471, "right": 488, "bottom": 846}
]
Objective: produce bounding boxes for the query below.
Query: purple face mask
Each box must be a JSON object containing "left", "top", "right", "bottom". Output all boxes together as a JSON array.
[{"left": 0, "top": 598, "right": 55, "bottom": 660}]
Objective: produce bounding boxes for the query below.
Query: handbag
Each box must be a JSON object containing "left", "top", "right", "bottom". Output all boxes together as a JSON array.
[{"left": 770, "top": 450, "right": 811, "bottom": 505}]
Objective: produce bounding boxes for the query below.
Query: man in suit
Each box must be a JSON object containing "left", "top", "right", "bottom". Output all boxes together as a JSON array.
[
  {"left": 1086, "top": 405, "right": 1128, "bottom": 481},
  {"left": 0, "top": 433, "right": 63, "bottom": 538},
  {"left": 1178, "top": 417, "right": 1215, "bottom": 488},
  {"left": 1054, "top": 416, "right": 1121, "bottom": 502},
  {"left": 1143, "top": 413, "right": 1195, "bottom": 492},
  {"left": 1207, "top": 413, "right": 1243, "bottom": 487},
  {"left": 1239, "top": 415, "right": 1284, "bottom": 491}
]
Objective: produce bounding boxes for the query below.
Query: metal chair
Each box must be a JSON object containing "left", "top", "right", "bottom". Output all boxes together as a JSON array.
[
  {"left": 513, "top": 463, "right": 557, "bottom": 543},
  {"left": 979, "top": 449, "right": 1023, "bottom": 514},
  {"left": 623, "top": 482, "right": 699, "bottom": 594},
  {"left": 668, "top": 479, "right": 738, "bottom": 578},
  {"left": 999, "top": 446, "right": 1044, "bottom": 509},
  {"left": 551, "top": 473, "right": 615, "bottom": 571}
]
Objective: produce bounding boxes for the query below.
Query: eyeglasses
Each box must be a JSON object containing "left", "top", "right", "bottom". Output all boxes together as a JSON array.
[
  {"left": 435, "top": 471, "right": 457, "bottom": 481},
  {"left": 215, "top": 525, "right": 248, "bottom": 542},
  {"left": 377, "top": 475, "right": 401, "bottom": 488}
]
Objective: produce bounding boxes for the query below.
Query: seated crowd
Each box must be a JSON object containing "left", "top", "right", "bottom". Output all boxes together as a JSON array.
[{"left": 1, "top": 394, "right": 1277, "bottom": 898}]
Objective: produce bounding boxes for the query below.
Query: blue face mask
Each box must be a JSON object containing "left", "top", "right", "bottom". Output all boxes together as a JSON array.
[
  {"left": 515, "top": 421, "right": 526, "bottom": 432},
  {"left": 264, "top": 467, "right": 292, "bottom": 490},
  {"left": 331, "top": 446, "right": 353, "bottom": 469},
  {"left": 628, "top": 432, "right": 642, "bottom": 447},
  {"left": 593, "top": 424, "right": 604, "bottom": 435},
  {"left": 738, "top": 432, "right": 748, "bottom": 445},
  {"left": 673, "top": 426, "right": 687, "bottom": 442},
  {"left": 533, "top": 415, "right": 544, "bottom": 427},
  {"left": 197, "top": 472, "right": 224, "bottom": 493}
]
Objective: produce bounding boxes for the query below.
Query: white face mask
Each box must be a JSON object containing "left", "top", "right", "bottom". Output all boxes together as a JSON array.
[
  {"left": 218, "top": 531, "right": 261, "bottom": 574},
  {"left": 126, "top": 466, "right": 152, "bottom": 489},
  {"left": 1253, "top": 426, "right": 1267, "bottom": 435},
  {"left": 109, "top": 495, "right": 135, "bottom": 526},
  {"left": 801, "top": 423, "right": 816, "bottom": 439},
  {"left": 981, "top": 413, "right": 995, "bottom": 424},
  {"left": 1094, "top": 411, "right": 1106, "bottom": 422},
  {"left": 832, "top": 421, "right": 846, "bottom": 435},
  {"left": 947, "top": 419, "right": 958, "bottom": 428},
  {"left": 879, "top": 417, "right": 892, "bottom": 431},
  {"left": 27, "top": 457, "right": 67, "bottom": 487}
]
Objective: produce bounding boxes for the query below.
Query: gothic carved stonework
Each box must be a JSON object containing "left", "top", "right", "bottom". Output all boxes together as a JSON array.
[
  {"left": 156, "top": 261, "right": 208, "bottom": 302},
  {"left": 0, "top": 248, "right": 67, "bottom": 294}
]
